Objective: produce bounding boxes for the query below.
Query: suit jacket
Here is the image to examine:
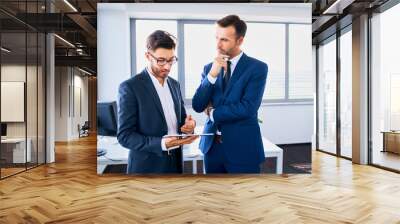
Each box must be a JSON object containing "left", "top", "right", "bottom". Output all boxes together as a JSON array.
[
  {"left": 192, "top": 53, "right": 268, "bottom": 166},
  {"left": 117, "top": 69, "right": 187, "bottom": 174}
]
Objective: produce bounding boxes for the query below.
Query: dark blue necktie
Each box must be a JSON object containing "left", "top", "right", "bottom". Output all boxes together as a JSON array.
[{"left": 223, "top": 60, "right": 231, "bottom": 92}]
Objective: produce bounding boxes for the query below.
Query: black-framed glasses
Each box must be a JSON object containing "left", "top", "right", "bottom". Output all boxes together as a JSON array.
[{"left": 148, "top": 52, "right": 178, "bottom": 66}]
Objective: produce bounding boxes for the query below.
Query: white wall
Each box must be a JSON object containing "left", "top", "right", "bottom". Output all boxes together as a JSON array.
[
  {"left": 97, "top": 6, "right": 131, "bottom": 102},
  {"left": 55, "top": 67, "right": 68, "bottom": 141},
  {"left": 97, "top": 3, "right": 314, "bottom": 144},
  {"left": 1, "top": 65, "right": 39, "bottom": 138},
  {"left": 1, "top": 63, "right": 47, "bottom": 163},
  {"left": 186, "top": 103, "right": 313, "bottom": 145},
  {"left": 54, "top": 67, "right": 89, "bottom": 141}
]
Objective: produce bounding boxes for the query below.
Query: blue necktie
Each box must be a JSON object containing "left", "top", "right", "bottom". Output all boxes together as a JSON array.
[{"left": 223, "top": 60, "right": 231, "bottom": 92}]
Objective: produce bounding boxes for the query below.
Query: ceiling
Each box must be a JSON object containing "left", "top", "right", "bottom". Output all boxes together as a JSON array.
[{"left": 0, "top": 0, "right": 393, "bottom": 75}]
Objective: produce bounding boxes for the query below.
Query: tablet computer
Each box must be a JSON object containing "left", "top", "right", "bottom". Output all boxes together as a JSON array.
[{"left": 162, "top": 133, "right": 214, "bottom": 138}]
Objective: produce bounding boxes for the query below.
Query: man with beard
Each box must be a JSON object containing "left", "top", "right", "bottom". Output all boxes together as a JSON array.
[
  {"left": 192, "top": 15, "right": 268, "bottom": 173},
  {"left": 118, "top": 30, "right": 198, "bottom": 174}
]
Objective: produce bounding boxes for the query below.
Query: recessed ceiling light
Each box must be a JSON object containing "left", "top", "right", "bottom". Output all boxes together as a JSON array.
[
  {"left": 1, "top": 47, "right": 11, "bottom": 53},
  {"left": 63, "top": 0, "right": 78, "bottom": 12},
  {"left": 54, "top": 34, "right": 75, "bottom": 48},
  {"left": 78, "top": 67, "right": 93, "bottom": 76}
]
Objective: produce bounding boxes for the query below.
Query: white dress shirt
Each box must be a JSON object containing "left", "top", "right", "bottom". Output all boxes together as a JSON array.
[
  {"left": 146, "top": 67, "right": 179, "bottom": 151},
  {"left": 206, "top": 51, "right": 244, "bottom": 135}
]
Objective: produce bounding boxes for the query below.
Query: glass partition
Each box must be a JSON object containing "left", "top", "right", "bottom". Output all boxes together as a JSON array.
[
  {"left": 370, "top": 3, "right": 400, "bottom": 171},
  {"left": 339, "top": 28, "right": 352, "bottom": 158},
  {"left": 317, "top": 36, "right": 337, "bottom": 155},
  {"left": 0, "top": 2, "right": 46, "bottom": 179},
  {"left": 1, "top": 30, "right": 28, "bottom": 177}
]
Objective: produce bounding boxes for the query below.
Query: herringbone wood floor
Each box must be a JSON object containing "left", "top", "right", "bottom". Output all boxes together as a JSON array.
[{"left": 1, "top": 135, "right": 400, "bottom": 224}]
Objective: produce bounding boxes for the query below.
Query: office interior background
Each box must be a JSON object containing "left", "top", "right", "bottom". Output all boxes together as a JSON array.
[{"left": 0, "top": 0, "right": 400, "bottom": 223}]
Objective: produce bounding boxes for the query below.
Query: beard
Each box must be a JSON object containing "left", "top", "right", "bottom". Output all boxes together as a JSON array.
[
  {"left": 150, "top": 64, "right": 170, "bottom": 79},
  {"left": 217, "top": 47, "right": 234, "bottom": 58},
  {"left": 218, "top": 48, "right": 229, "bottom": 55}
]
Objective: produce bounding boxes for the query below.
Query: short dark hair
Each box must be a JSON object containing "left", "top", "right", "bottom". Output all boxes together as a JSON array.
[
  {"left": 146, "top": 30, "right": 176, "bottom": 51},
  {"left": 216, "top": 15, "right": 247, "bottom": 38}
]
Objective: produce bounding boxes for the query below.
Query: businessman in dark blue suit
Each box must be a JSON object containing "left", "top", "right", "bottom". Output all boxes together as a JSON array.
[
  {"left": 192, "top": 15, "right": 268, "bottom": 174},
  {"left": 118, "top": 30, "right": 197, "bottom": 174}
]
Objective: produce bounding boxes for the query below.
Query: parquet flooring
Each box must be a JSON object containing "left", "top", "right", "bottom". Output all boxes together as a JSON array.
[{"left": 1, "top": 135, "right": 400, "bottom": 223}]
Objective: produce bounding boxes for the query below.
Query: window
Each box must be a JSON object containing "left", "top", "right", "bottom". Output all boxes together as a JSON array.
[
  {"left": 135, "top": 20, "right": 178, "bottom": 80},
  {"left": 318, "top": 37, "right": 337, "bottom": 155},
  {"left": 242, "top": 23, "right": 286, "bottom": 100},
  {"left": 289, "top": 24, "right": 313, "bottom": 99},
  {"left": 339, "top": 28, "right": 352, "bottom": 158},
  {"left": 131, "top": 20, "right": 312, "bottom": 103},
  {"left": 391, "top": 74, "right": 400, "bottom": 130},
  {"left": 184, "top": 23, "right": 215, "bottom": 99},
  {"left": 371, "top": 3, "right": 400, "bottom": 171}
]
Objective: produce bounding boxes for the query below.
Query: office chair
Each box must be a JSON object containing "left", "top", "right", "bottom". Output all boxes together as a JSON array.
[{"left": 78, "top": 121, "right": 90, "bottom": 138}]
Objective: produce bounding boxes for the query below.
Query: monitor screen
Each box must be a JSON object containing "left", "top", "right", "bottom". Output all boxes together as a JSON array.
[
  {"left": 97, "top": 101, "right": 118, "bottom": 136},
  {"left": 1, "top": 123, "right": 7, "bottom": 137}
]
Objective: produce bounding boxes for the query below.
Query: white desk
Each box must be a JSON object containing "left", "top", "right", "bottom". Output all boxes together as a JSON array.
[
  {"left": 97, "top": 131, "right": 284, "bottom": 175},
  {"left": 262, "top": 137, "right": 283, "bottom": 174},
  {"left": 97, "top": 136, "right": 129, "bottom": 174},
  {"left": 183, "top": 136, "right": 283, "bottom": 174},
  {"left": 1, "top": 138, "right": 31, "bottom": 163}
]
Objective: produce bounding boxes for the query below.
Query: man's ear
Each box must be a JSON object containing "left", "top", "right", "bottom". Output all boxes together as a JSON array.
[{"left": 237, "top": 36, "right": 244, "bottom": 46}]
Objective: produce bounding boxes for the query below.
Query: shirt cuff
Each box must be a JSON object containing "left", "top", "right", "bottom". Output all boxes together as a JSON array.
[
  {"left": 207, "top": 73, "right": 217, "bottom": 84},
  {"left": 161, "top": 137, "right": 180, "bottom": 151},
  {"left": 161, "top": 138, "right": 168, "bottom": 151},
  {"left": 210, "top": 109, "right": 215, "bottom": 122}
]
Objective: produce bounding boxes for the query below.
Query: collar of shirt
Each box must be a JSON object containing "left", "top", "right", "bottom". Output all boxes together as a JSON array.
[
  {"left": 146, "top": 67, "right": 168, "bottom": 88},
  {"left": 145, "top": 66, "right": 179, "bottom": 138},
  {"left": 229, "top": 51, "right": 244, "bottom": 75}
]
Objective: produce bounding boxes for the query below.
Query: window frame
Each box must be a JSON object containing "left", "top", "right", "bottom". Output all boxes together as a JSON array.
[{"left": 130, "top": 18, "right": 313, "bottom": 106}]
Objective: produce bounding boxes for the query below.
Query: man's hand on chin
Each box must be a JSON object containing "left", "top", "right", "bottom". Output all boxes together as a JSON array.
[{"left": 180, "top": 115, "right": 196, "bottom": 134}]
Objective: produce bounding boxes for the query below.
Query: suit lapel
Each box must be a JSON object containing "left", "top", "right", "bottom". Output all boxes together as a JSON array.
[
  {"left": 140, "top": 70, "right": 167, "bottom": 123},
  {"left": 224, "top": 53, "right": 248, "bottom": 97},
  {"left": 167, "top": 78, "right": 181, "bottom": 126}
]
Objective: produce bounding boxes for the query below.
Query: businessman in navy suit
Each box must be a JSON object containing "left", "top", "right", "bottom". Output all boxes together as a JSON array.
[
  {"left": 192, "top": 15, "right": 268, "bottom": 173},
  {"left": 118, "top": 30, "right": 198, "bottom": 174}
]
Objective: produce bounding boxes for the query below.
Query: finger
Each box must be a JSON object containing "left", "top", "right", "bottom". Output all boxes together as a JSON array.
[
  {"left": 185, "top": 136, "right": 198, "bottom": 141},
  {"left": 182, "top": 123, "right": 192, "bottom": 129},
  {"left": 181, "top": 129, "right": 191, "bottom": 134},
  {"left": 216, "top": 58, "right": 227, "bottom": 67},
  {"left": 181, "top": 138, "right": 196, "bottom": 144},
  {"left": 217, "top": 53, "right": 229, "bottom": 59},
  {"left": 165, "top": 136, "right": 178, "bottom": 142},
  {"left": 216, "top": 57, "right": 226, "bottom": 64},
  {"left": 184, "top": 136, "right": 198, "bottom": 144}
]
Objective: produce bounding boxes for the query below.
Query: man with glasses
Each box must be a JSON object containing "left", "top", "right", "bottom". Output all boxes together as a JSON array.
[
  {"left": 192, "top": 15, "right": 268, "bottom": 174},
  {"left": 118, "top": 30, "right": 197, "bottom": 174}
]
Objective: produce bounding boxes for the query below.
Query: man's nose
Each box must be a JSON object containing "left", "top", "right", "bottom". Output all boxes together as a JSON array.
[
  {"left": 217, "top": 42, "right": 222, "bottom": 49},
  {"left": 163, "top": 63, "right": 172, "bottom": 70}
]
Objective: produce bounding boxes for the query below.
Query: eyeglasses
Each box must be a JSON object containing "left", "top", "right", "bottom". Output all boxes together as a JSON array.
[{"left": 148, "top": 52, "right": 178, "bottom": 66}]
